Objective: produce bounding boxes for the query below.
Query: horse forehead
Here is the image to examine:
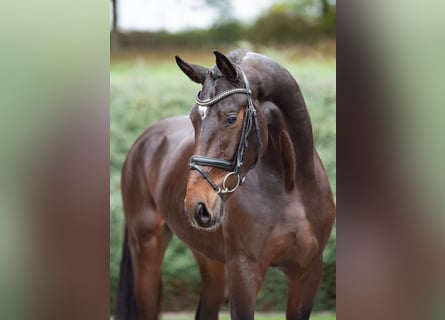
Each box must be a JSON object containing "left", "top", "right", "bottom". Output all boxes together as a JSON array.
[
  {"left": 197, "top": 87, "right": 234, "bottom": 121},
  {"left": 198, "top": 106, "right": 209, "bottom": 120}
]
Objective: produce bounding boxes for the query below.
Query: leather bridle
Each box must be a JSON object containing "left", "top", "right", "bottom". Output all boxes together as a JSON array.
[{"left": 189, "top": 69, "right": 263, "bottom": 197}]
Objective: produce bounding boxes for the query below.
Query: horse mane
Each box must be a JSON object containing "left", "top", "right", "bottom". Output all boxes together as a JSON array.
[
  {"left": 232, "top": 50, "right": 316, "bottom": 182},
  {"left": 227, "top": 49, "right": 248, "bottom": 64}
]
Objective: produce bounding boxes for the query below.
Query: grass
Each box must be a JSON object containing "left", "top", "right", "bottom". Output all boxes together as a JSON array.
[
  {"left": 160, "top": 312, "right": 336, "bottom": 320},
  {"left": 111, "top": 312, "right": 336, "bottom": 320},
  {"left": 110, "top": 47, "right": 336, "bottom": 313},
  {"left": 220, "top": 315, "right": 335, "bottom": 320}
]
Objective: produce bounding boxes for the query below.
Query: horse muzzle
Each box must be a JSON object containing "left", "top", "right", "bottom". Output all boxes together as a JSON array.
[
  {"left": 194, "top": 202, "right": 213, "bottom": 228},
  {"left": 184, "top": 189, "right": 223, "bottom": 230}
]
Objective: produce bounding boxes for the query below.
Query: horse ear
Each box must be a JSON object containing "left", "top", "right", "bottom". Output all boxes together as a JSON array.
[
  {"left": 175, "top": 56, "right": 207, "bottom": 84},
  {"left": 213, "top": 50, "right": 238, "bottom": 81}
]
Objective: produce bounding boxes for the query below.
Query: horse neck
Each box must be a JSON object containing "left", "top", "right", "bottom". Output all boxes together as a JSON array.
[{"left": 246, "top": 58, "right": 315, "bottom": 181}]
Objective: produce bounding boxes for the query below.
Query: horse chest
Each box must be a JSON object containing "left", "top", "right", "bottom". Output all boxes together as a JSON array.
[
  {"left": 165, "top": 215, "right": 227, "bottom": 262},
  {"left": 267, "top": 211, "right": 320, "bottom": 269}
]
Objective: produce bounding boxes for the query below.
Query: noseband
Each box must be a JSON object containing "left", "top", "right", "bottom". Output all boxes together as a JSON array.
[{"left": 189, "top": 69, "right": 263, "bottom": 197}]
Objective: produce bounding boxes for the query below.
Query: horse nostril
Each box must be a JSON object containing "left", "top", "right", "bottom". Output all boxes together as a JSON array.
[{"left": 195, "top": 202, "right": 211, "bottom": 227}]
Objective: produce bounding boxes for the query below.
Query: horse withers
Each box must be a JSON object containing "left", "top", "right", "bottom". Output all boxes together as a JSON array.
[{"left": 115, "top": 50, "right": 336, "bottom": 320}]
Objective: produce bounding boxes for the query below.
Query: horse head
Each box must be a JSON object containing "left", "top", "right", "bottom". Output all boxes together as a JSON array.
[{"left": 176, "top": 50, "right": 268, "bottom": 230}]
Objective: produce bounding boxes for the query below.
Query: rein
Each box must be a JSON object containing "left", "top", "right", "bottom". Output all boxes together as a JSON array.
[{"left": 189, "top": 69, "right": 263, "bottom": 197}]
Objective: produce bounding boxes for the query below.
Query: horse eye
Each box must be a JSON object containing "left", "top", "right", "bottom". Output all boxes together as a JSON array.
[{"left": 224, "top": 115, "right": 237, "bottom": 126}]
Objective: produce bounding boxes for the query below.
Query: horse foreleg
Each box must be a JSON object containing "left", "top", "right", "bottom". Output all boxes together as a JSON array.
[
  {"left": 128, "top": 218, "right": 172, "bottom": 320},
  {"left": 226, "top": 256, "right": 264, "bottom": 320},
  {"left": 285, "top": 258, "right": 323, "bottom": 320},
  {"left": 193, "top": 251, "right": 226, "bottom": 320}
]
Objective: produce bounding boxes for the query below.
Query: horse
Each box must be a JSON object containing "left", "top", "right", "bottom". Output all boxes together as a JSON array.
[{"left": 115, "top": 49, "right": 336, "bottom": 320}]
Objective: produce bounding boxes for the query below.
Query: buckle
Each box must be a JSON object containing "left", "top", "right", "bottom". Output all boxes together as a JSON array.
[{"left": 221, "top": 172, "right": 241, "bottom": 194}]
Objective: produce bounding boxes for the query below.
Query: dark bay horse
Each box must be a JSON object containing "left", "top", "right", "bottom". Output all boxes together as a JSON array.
[{"left": 115, "top": 50, "right": 336, "bottom": 320}]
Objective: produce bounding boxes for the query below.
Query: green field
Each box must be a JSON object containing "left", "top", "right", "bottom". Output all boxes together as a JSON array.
[
  {"left": 110, "top": 48, "right": 336, "bottom": 313},
  {"left": 221, "top": 316, "right": 335, "bottom": 320},
  {"left": 161, "top": 313, "right": 335, "bottom": 320},
  {"left": 220, "top": 316, "right": 335, "bottom": 320}
]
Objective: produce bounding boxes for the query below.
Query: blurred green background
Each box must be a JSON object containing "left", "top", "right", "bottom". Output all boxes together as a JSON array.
[{"left": 110, "top": 0, "right": 336, "bottom": 317}]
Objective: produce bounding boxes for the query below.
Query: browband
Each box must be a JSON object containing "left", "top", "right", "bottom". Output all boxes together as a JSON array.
[{"left": 196, "top": 88, "right": 251, "bottom": 106}]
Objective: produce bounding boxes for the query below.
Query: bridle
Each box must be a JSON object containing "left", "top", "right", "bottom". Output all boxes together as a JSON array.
[{"left": 189, "top": 69, "right": 263, "bottom": 197}]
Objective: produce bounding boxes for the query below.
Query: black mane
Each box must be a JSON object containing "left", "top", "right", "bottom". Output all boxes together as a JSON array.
[{"left": 227, "top": 49, "right": 248, "bottom": 64}]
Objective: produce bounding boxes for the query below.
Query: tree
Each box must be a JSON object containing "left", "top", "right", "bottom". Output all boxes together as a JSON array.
[
  {"left": 321, "top": 0, "right": 330, "bottom": 16},
  {"left": 110, "top": 0, "right": 121, "bottom": 54},
  {"left": 204, "top": 0, "right": 233, "bottom": 24},
  {"left": 111, "top": 0, "right": 117, "bottom": 31},
  {"left": 284, "top": 0, "right": 335, "bottom": 18}
]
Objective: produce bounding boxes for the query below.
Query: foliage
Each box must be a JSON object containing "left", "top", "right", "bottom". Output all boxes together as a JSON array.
[
  {"left": 249, "top": 0, "right": 335, "bottom": 44},
  {"left": 110, "top": 50, "right": 336, "bottom": 313},
  {"left": 162, "top": 314, "right": 336, "bottom": 320},
  {"left": 114, "top": 1, "right": 335, "bottom": 50},
  {"left": 204, "top": 0, "right": 234, "bottom": 24}
]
